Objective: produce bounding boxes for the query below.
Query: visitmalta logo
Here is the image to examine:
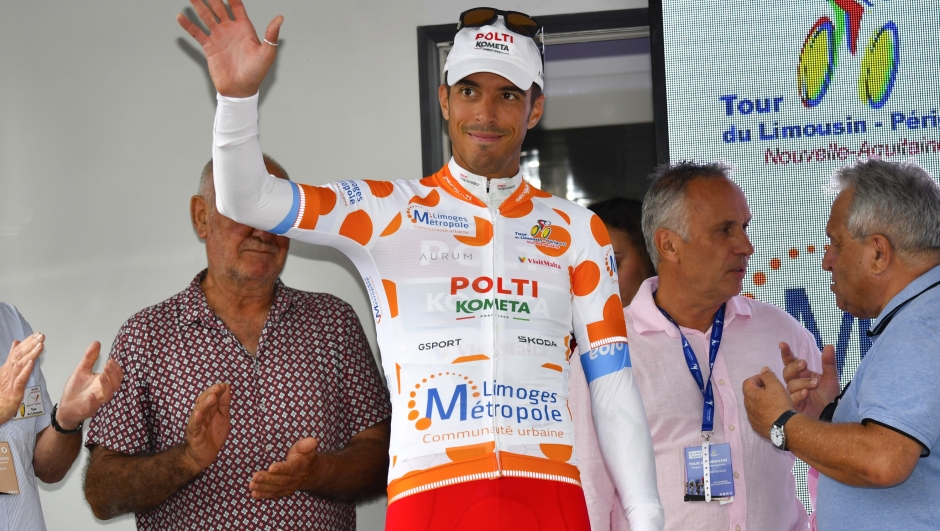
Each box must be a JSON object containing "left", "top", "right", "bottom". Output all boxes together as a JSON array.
[
  {"left": 518, "top": 256, "right": 562, "bottom": 270},
  {"left": 797, "top": 0, "right": 899, "bottom": 109}
]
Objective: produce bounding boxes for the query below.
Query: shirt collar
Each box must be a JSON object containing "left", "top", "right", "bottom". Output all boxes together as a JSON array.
[
  {"left": 447, "top": 158, "right": 523, "bottom": 211},
  {"left": 179, "top": 269, "right": 292, "bottom": 328},
  {"left": 869, "top": 263, "right": 940, "bottom": 333},
  {"left": 630, "top": 276, "right": 752, "bottom": 337}
]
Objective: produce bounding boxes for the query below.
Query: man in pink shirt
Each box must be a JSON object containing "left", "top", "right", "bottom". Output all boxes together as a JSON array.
[{"left": 575, "top": 161, "right": 819, "bottom": 531}]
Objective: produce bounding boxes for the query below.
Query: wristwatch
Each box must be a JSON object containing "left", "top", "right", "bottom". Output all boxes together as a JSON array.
[
  {"left": 770, "top": 410, "right": 798, "bottom": 450},
  {"left": 51, "top": 403, "right": 83, "bottom": 435}
]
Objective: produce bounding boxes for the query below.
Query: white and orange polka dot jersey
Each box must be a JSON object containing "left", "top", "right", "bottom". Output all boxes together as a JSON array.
[{"left": 212, "top": 94, "right": 664, "bottom": 530}]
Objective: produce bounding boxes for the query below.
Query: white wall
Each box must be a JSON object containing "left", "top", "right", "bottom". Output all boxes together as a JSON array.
[{"left": 0, "top": 0, "right": 643, "bottom": 529}]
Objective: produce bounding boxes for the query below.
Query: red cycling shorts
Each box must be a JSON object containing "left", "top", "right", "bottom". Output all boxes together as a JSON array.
[{"left": 385, "top": 477, "right": 591, "bottom": 531}]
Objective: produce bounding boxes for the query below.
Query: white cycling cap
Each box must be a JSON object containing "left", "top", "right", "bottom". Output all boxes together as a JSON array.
[{"left": 444, "top": 16, "right": 544, "bottom": 91}]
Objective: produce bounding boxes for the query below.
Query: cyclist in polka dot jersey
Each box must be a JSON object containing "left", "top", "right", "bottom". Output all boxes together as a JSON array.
[{"left": 178, "top": 1, "right": 663, "bottom": 529}]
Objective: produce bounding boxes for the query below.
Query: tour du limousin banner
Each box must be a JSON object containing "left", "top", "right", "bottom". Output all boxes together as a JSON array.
[{"left": 661, "top": 0, "right": 940, "bottom": 387}]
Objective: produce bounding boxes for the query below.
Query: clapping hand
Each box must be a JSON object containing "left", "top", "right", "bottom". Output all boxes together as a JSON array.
[
  {"left": 55, "top": 341, "right": 125, "bottom": 430},
  {"left": 0, "top": 334, "right": 45, "bottom": 424},
  {"left": 182, "top": 383, "right": 232, "bottom": 474},
  {"left": 249, "top": 437, "right": 320, "bottom": 499}
]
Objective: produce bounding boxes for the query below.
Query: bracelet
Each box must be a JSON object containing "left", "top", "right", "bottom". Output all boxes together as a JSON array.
[{"left": 51, "top": 403, "right": 83, "bottom": 435}]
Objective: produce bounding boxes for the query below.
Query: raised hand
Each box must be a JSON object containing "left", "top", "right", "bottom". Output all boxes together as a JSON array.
[
  {"left": 249, "top": 437, "right": 320, "bottom": 499},
  {"left": 780, "top": 342, "right": 840, "bottom": 419},
  {"left": 182, "top": 383, "right": 232, "bottom": 473},
  {"left": 0, "top": 334, "right": 45, "bottom": 424},
  {"left": 55, "top": 341, "right": 125, "bottom": 430},
  {"left": 177, "top": 0, "right": 284, "bottom": 98}
]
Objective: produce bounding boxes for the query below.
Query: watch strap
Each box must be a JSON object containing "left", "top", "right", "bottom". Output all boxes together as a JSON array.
[
  {"left": 772, "top": 410, "right": 798, "bottom": 450},
  {"left": 774, "top": 410, "right": 798, "bottom": 428},
  {"left": 51, "top": 403, "right": 83, "bottom": 435}
]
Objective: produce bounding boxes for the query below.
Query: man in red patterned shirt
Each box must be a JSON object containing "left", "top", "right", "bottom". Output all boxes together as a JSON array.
[{"left": 83, "top": 156, "right": 392, "bottom": 531}]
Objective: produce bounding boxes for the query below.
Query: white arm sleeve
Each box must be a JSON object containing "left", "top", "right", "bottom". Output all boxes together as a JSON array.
[
  {"left": 212, "top": 93, "right": 296, "bottom": 231},
  {"left": 584, "top": 350, "right": 664, "bottom": 531}
]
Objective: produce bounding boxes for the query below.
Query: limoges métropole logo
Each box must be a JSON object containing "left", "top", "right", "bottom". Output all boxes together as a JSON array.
[
  {"left": 364, "top": 277, "right": 382, "bottom": 323},
  {"left": 798, "top": 0, "right": 899, "bottom": 109},
  {"left": 604, "top": 248, "right": 617, "bottom": 278},
  {"left": 407, "top": 205, "right": 472, "bottom": 233},
  {"left": 405, "top": 371, "right": 564, "bottom": 440}
]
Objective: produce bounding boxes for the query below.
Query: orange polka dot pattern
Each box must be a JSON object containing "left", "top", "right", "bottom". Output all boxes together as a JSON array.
[{"left": 252, "top": 162, "right": 632, "bottom": 502}]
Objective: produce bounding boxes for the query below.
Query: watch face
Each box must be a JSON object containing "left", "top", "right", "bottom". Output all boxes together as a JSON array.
[{"left": 770, "top": 426, "right": 785, "bottom": 448}]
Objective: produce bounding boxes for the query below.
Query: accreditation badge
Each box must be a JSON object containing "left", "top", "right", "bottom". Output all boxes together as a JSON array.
[
  {"left": 12, "top": 386, "right": 44, "bottom": 420},
  {"left": 0, "top": 443, "right": 20, "bottom": 495},
  {"left": 684, "top": 443, "right": 734, "bottom": 503}
]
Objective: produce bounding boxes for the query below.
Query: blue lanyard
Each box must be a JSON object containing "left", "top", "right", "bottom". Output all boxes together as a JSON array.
[{"left": 656, "top": 299, "right": 726, "bottom": 434}]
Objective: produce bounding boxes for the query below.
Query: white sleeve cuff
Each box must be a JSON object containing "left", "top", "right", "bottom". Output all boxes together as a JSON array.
[{"left": 214, "top": 92, "right": 260, "bottom": 147}]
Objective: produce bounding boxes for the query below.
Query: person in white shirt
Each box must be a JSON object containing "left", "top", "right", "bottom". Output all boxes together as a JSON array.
[{"left": 0, "top": 302, "right": 123, "bottom": 530}]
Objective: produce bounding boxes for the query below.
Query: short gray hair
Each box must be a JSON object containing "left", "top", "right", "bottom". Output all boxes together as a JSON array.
[
  {"left": 642, "top": 160, "right": 733, "bottom": 268},
  {"left": 832, "top": 159, "right": 940, "bottom": 260},
  {"left": 198, "top": 154, "right": 289, "bottom": 207}
]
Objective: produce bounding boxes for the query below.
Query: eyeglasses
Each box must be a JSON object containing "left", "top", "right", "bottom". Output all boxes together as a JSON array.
[{"left": 457, "top": 7, "right": 544, "bottom": 47}]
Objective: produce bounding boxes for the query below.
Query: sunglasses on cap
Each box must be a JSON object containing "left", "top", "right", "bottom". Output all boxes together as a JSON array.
[{"left": 457, "top": 7, "right": 544, "bottom": 45}]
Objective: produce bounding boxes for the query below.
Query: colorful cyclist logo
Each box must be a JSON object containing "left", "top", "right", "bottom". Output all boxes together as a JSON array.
[
  {"left": 530, "top": 220, "right": 552, "bottom": 239},
  {"left": 797, "top": 0, "right": 899, "bottom": 109}
]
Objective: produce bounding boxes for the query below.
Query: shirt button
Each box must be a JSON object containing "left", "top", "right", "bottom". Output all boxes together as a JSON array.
[
  {"left": 729, "top": 424, "right": 735, "bottom": 431},
  {"left": 736, "top": 526, "right": 741, "bottom": 531},
  {"left": 265, "top": 444, "right": 273, "bottom": 451},
  {"left": 260, "top": 399, "right": 266, "bottom": 410},
  {"left": 733, "top": 472, "right": 740, "bottom": 479},
  {"left": 719, "top": 379, "right": 726, "bottom": 385}
]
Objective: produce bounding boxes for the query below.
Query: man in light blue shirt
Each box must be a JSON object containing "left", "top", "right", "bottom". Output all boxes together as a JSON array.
[
  {"left": 0, "top": 303, "right": 123, "bottom": 530},
  {"left": 741, "top": 159, "right": 940, "bottom": 530}
]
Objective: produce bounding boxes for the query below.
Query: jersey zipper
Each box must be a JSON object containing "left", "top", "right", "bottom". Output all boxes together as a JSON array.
[{"left": 491, "top": 207, "right": 503, "bottom": 476}]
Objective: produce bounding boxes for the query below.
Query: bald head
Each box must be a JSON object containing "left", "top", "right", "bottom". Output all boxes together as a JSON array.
[{"left": 190, "top": 154, "right": 292, "bottom": 291}]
